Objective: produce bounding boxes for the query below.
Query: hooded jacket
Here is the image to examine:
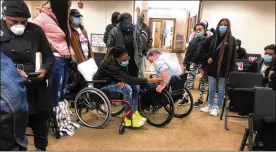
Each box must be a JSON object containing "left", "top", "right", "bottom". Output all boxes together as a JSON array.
[
  {"left": 107, "top": 23, "right": 143, "bottom": 68},
  {"left": 93, "top": 61, "right": 147, "bottom": 88},
  {"left": 32, "top": 8, "right": 74, "bottom": 56}
]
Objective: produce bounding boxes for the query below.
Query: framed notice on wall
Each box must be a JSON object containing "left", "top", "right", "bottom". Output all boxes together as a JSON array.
[{"left": 91, "top": 33, "right": 106, "bottom": 48}]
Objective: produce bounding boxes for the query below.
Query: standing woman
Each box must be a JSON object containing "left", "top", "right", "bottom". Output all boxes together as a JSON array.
[
  {"left": 33, "top": 0, "right": 74, "bottom": 107},
  {"left": 0, "top": 1, "right": 55, "bottom": 150},
  {"left": 69, "top": 9, "right": 94, "bottom": 64},
  {"left": 198, "top": 18, "right": 236, "bottom": 116}
]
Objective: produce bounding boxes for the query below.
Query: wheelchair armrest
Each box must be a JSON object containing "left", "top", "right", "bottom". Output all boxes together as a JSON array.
[
  {"left": 232, "top": 88, "right": 255, "bottom": 92},
  {"left": 254, "top": 87, "right": 273, "bottom": 90},
  {"left": 86, "top": 80, "right": 108, "bottom": 83}
]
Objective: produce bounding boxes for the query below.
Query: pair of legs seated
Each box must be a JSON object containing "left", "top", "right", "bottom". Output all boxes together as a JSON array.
[{"left": 101, "top": 83, "right": 147, "bottom": 127}]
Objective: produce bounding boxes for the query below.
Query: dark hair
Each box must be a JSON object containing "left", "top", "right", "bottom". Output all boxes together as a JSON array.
[
  {"left": 147, "top": 50, "right": 162, "bottom": 59},
  {"left": 195, "top": 23, "right": 206, "bottom": 30},
  {"left": 138, "top": 12, "right": 144, "bottom": 18},
  {"left": 264, "top": 44, "right": 276, "bottom": 53},
  {"left": 210, "top": 28, "right": 215, "bottom": 34},
  {"left": 46, "top": 0, "right": 71, "bottom": 48},
  {"left": 213, "top": 18, "right": 233, "bottom": 77},
  {"left": 111, "top": 12, "right": 120, "bottom": 24},
  {"left": 236, "top": 39, "right": 242, "bottom": 46},
  {"left": 119, "top": 13, "right": 132, "bottom": 23},
  {"left": 103, "top": 46, "right": 127, "bottom": 63}
]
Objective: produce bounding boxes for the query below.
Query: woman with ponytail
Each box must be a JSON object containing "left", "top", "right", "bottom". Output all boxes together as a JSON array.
[
  {"left": 33, "top": 0, "right": 74, "bottom": 107},
  {"left": 197, "top": 18, "right": 236, "bottom": 116},
  {"left": 93, "top": 46, "right": 161, "bottom": 128}
]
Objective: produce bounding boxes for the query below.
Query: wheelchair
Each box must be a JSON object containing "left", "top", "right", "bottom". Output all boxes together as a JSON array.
[
  {"left": 111, "top": 72, "right": 194, "bottom": 119},
  {"left": 167, "top": 72, "right": 194, "bottom": 118},
  {"left": 74, "top": 79, "right": 175, "bottom": 134}
]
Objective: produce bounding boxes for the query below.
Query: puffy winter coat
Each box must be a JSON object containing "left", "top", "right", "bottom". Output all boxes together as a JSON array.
[{"left": 32, "top": 8, "right": 74, "bottom": 56}]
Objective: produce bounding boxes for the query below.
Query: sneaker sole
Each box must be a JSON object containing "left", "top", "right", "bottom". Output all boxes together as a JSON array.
[
  {"left": 193, "top": 104, "right": 203, "bottom": 108},
  {"left": 178, "top": 104, "right": 188, "bottom": 106}
]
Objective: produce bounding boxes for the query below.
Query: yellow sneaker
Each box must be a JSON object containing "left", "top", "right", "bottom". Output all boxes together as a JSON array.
[
  {"left": 124, "top": 117, "right": 132, "bottom": 127},
  {"left": 134, "top": 111, "right": 147, "bottom": 122},
  {"left": 132, "top": 111, "right": 147, "bottom": 127}
]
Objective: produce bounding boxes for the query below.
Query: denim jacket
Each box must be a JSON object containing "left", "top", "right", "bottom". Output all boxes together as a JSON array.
[{"left": 0, "top": 52, "right": 28, "bottom": 150}]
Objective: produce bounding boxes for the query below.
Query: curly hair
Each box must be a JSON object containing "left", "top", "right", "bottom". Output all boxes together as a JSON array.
[{"left": 103, "top": 46, "right": 128, "bottom": 63}]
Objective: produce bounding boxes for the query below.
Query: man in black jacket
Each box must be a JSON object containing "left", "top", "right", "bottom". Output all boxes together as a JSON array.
[
  {"left": 136, "top": 12, "right": 153, "bottom": 78},
  {"left": 260, "top": 44, "right": 276, "bottom": 86},
  {"left": 0, "top": 1, "right": 55, "bottom": 150},
  {"left": 107, "top": 13, "right": 143, "bottom": 78},
  {"left": 236, "top": 39, "right": 248, "bottom": 59},
  {"left": 103, "top": 12, "right": 120, "bottom": 45}
]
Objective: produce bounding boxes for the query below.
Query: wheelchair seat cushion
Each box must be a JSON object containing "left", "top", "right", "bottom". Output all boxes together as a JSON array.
[{"left": 101, "top": 89, "right": 123, "bottom": 100}]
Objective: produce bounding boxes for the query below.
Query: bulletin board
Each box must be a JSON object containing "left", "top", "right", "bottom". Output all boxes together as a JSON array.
[{"left": 90, "top": 33, "right": 106, "bottom": 48}]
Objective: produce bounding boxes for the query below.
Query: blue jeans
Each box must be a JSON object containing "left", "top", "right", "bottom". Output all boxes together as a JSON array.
[
  {"left": 208, "top": 76, "right": 226, "bottom": 108},
  {"left": 51, "top": 57, "right": 70, "bottom": 106},
  {"left": 102, "top": 84, "right": 139, "bottom": 114}
]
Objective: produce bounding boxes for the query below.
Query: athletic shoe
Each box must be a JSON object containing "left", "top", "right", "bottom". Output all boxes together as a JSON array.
[
  {"left": 178, "top": 98, "right": 188, "bottom": 106},
  {"left": 210, "top": 106, "right": 220, "bottom": 116},
  {"left": 193, "top": 99, "right": 203, "bottom": 107},
  {"left": 133, "top": 111, "right": 147, "bottom": 122},
  {"left": 200, "top": 105, "right": 212, "bottom": 113}
]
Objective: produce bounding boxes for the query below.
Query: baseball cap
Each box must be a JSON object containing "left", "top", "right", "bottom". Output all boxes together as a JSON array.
[{"left": 70, "top": 9, "right": 83, "bottom": 17}]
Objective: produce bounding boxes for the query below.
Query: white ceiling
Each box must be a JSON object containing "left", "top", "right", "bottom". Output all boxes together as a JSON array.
[{"left": 148, "top": 1, "right": 200, "bottom": 10}]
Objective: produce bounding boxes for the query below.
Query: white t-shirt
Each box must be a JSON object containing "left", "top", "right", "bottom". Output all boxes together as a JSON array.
[
  {"left": 75, "top": 28, "right": 89, "bottom": 59},
  {"left": 260, "top": 62, "right": 269, "bottom": 77},
  {"left": 154, "top": 55, "right": 182, "bottom": 83}
]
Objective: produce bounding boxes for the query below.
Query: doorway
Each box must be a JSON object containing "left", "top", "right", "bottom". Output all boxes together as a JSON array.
[{"left": 149, "top": 18, "right": 176, "bottom": 50}]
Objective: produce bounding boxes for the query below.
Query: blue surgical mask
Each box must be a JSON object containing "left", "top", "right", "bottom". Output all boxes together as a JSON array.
[
  {"left": 264, "top": 55, "right": 273, "bottom": 63},
  {"left": 196, "top": 32, "right": 204, "bottom": 38},
  {"left": 120, "top": 60, "right": 129, "bottom": 67},
  {"left": 219, "top": 26, "right": 227, "bottom": 34},
  {"left": 73, "top": 17, "right": 81, "bottom": 25},
  {"left": 120, "top": 23, "right": 132, "bottom": 31}
]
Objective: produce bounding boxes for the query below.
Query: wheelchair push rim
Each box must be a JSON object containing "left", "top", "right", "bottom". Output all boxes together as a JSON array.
[
  {"left": 74, "top": 87, "right": 111, "bottom": 128},
  {"left": 140, "top": 88, "right": 175, "bottom": 127},
  {"left": 171, "top": 87, "right": 194, "bottom": 118}
]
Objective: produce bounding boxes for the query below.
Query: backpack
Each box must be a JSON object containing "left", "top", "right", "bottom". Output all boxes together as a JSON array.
[{"left": 0, "top": 52, "right": 28, "bottom": 150}]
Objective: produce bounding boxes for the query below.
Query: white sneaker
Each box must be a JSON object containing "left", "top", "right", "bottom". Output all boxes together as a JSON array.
[
  {"left": 210, "top": 106, "right": 220, "bottom": 116},
  {"left": 200, "top": 105, "right": 212, "bottom": 113}
]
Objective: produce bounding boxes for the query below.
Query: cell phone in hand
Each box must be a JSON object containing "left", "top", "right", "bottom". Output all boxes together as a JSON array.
[{"left": 27, "top": 72, "right": 41, "bottom": 79}]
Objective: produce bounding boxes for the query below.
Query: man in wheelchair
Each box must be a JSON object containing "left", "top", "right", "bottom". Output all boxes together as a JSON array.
[
  {"left": 93, "top": 46, "right": 161, "bottom": 128},
  {"left": 146, "top": 50, "right": 183, "bottom": 95}
]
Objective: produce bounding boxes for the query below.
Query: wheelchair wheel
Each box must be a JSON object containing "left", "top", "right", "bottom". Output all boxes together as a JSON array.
[
  {"left": 172, "top": 87, "right": 194, "bottom": 118},
  {"left": 140, "top": 88, "right": 174, "bottom": 127},
  {"left": 74, "top": 87, "right": 111, "bottom": 128}
]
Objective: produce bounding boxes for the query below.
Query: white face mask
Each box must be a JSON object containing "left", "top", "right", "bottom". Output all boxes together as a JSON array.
[{"left": 10, "top": 24, "right": 26, "bottom": 36}]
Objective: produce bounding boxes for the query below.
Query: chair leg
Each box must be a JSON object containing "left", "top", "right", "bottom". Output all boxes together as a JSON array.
[
  {"left": 224, "top": 102, "right": 229, "bottom": 130},
  {"left": 240, "top": 127, "right": 249, "bottom": 151},
  {"left": 220, "top": 99, "right": 226, "bottom": 120},
  {"left": 248, "top": 114, "right": 254, "bottom": 151}
]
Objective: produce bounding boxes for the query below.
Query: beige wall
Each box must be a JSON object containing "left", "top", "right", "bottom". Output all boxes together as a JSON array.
[
  {"left": 201, "top": 1, "right": 276, "bottom": 55},
  {"left": 25, "top": 0, "right": 134, "bottom": 52}
]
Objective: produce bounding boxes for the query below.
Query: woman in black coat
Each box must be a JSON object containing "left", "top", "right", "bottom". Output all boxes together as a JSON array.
[
  {"left": 0, "top": 1, "right": 54, "bottom": 150},
  {"left": 197, "top": 18, "right": 236, "bottom": 116}
]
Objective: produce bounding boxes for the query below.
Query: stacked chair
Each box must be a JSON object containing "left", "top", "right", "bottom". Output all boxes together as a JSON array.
[
  {"left": 240, "top": 88, "right": 276, "bottom": 151},
  {"left": 220, "top": 71, "right": 263, "bottom": 130}
]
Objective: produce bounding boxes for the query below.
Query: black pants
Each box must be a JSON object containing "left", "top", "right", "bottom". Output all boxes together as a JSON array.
[
  {"left": 128, "top": 59, "right": 139, "bottom": 77},
  {"left": 28, "top": 111, "right": 50, "bottom": 151}
]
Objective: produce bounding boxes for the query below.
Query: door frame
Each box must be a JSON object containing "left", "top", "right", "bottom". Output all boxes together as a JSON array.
[{"left": 149, "top": 18, "right": 176, "bottom": 51}]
